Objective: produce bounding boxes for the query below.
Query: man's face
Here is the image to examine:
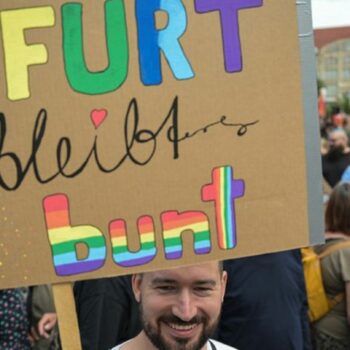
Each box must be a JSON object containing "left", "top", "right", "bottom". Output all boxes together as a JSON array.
[
  {"left": 327, "top": 131, "right": 348, "bottom": 160},
  {"left": 329, "top": 131, "right": 347, "bottom": 150},
  {"left": 132, "top": 262, "right": 227, "bottom": 350}
]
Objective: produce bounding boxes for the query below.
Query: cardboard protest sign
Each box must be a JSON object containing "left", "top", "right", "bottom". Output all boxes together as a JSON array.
[{"left": 0, "top": 0, "right": 322, "bottom": 289}]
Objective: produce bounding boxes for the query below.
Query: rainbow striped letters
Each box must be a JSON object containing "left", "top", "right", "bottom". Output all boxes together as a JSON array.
[
  {"left": 42, "top": 166, "right": 244, "bottom": 276},
  {"left": 161, "top": 211, "right": 211, "bottom": 259},
  {"left": 43, "top": 194, "right": 107, "bottom": 276},
  {"left": 110, "top": 216, "right": 157, "bottom": 267},
  {"left": 202, "top": 166, "right": 245, "bottom": 250}
]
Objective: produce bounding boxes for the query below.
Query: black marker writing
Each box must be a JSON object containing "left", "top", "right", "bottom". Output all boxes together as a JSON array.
[{"left": 0, "top": 96, "right": 258, "bottom": 191}]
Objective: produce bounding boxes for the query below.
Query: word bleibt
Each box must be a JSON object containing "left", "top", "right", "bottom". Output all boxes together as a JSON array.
[{"left": 0, "top": 97, "right": 258, "bottom": 191}]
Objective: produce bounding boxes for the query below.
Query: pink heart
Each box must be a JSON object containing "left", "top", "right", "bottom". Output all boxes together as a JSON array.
[{"left": 91, "top": 109, "right": 108, "bottom": 129}]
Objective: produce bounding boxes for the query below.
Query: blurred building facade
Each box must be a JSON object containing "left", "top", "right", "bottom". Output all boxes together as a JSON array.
[{"left": 314, "top": 26, "right": 350, "bottom": 102}]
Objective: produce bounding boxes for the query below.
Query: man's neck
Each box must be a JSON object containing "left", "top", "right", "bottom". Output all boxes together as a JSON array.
[
  {"left": 325, "top": 232, "right": 350, "bottom": 240},
  {"left": 120, "top": 332, "right": 152, "bottom": 350}
]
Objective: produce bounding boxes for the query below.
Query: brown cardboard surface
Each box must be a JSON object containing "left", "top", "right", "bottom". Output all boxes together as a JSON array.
[{"left": 0, "top": 0, "right": 311, "bottom": 288}]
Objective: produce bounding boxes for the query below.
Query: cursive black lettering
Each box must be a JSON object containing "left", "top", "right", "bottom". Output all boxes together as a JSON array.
[
  {"left": 0, "top": 97, "right": 258, "bottom": 191},
  {"left": 178, "top": 115, "right": 259, "bottom": 142},
  {"left": 29, "top": 110, "right": 60, "bottom": 184},
  {"left": 0, "top": 113, "right": 24, "bottom": 190}
]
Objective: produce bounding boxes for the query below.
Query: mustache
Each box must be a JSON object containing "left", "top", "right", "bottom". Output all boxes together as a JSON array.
[{"left": 159, "top": 314, "right": 205, "bottom": 326}]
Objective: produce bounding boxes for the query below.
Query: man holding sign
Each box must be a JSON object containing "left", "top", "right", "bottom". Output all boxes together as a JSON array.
[{"left": 112, "top": 262, "right": 235, "bottom": 350}]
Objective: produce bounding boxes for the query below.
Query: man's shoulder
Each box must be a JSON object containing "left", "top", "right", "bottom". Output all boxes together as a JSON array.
[
  {"left": 111, "top": 339, "right": 237, "bottom": 350},
  {"left": 210, "top": 339, "right": 238, "bottom": 350},
  {"left": 110, "top": 339, "right": 131, "bottom": 350},
  {"left": 110, "top": 345, "right": 121, "bottom": 350}
]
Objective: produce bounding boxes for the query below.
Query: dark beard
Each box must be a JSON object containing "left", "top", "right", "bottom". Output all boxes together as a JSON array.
[
  {"left": 327, "top": 145, "right": 345, "bottom": 161},
  {"left": 140, "top": 306, "right": 218, "bottom": 350}
]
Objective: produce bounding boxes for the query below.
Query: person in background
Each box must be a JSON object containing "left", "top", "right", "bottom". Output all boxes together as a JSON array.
[
  {"left": 111, "top": 262, "right": 236, "bottom": 350},
  {"left": 216, "top": 250, "right": 311, "bottom": 350},
  {"left": 29, "top": 285, "right": 60, "bottom": 350},
  {"left": 332, "top": 113, "right": 346, "bottom": 128},
  {"left": 320, "top": 137, "right": 329, "bottom": 156},
  {"left": 340, "top": 164, "right": 350, "bottom": 182},
  {"left": 0, "top": 288, "right": 31, "bottom": 350},
  {"left": 312, "top": 182, "right": 350, "bottom": 349},
  {"left": 322, "top": 128, "right": 350, "bottom": 187},
  {"left": 74, "top": 276, "right": 141, "bottom": 350}
]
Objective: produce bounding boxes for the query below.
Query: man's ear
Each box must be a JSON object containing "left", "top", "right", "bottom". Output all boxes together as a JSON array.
[
  {"left": 221, "top": 271, "right": 227, "bottom": 301},
  {"left": 132, "top": 274, "right": 143, "bottom": 303}
]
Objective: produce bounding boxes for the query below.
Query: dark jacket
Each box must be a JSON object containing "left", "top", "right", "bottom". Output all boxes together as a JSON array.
[
  {"left": 74, "top": 276, "right": 141, "bottom": 350},
  {"left": 216, "top": 250, "right": 311, "bottom": 350}
]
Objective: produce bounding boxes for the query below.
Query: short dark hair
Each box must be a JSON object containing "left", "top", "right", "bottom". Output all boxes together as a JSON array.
[
  {"left": 325, "top": 182, "right": 350, "bottom": 235},
  {"left": 218, "top": 260, "right": 224, "bottom": 274},
  {"left": 136, "top": 261, "right": 224, "bottom": 278}
]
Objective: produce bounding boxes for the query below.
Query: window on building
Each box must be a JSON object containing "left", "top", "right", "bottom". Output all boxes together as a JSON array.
[
  {"left": 343, "top": 40, "right": 350, "bottom": 51},
  {"left": 317, "top": 38, "right": 350, "bottom": 100},
  {"left": 323, "top": 69, "right": 338, "bottom": 80},
  {"left": 326, "top": 85, "right": 337, "bottom": 99},
  {"left": 343, "top": 68, "right": 350, "bottom": 80},
  {"left": 325, "top": 56, "right": 338, "bottom": 66}
]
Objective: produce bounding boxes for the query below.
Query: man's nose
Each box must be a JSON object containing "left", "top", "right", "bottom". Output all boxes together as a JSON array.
[{"left": 172, "top": 290, "right": 197, "bottom": 321}]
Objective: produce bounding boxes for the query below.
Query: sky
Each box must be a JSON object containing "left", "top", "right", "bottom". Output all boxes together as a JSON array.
[{"left": 312, "top": 0, "right": 350, "bottom": 29}]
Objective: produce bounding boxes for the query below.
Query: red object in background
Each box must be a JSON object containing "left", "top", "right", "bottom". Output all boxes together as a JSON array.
[
  {"left": 318, "top": 95, "right": 326, "bottom": 118},
  {"left": 332, "top": 113, "right": 345, "bottom": 127}
]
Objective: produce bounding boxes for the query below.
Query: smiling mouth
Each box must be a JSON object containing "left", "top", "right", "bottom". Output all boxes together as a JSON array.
[{"left": 168, "top": 323, "right": 198, "bottom": 331}]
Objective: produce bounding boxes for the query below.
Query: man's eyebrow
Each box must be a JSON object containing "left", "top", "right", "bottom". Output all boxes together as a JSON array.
[
  {"left": 149, "top": 279, "right": 217, "bottom": 286},
  {"left": 193, "top": 280, "right": 217, "bottom": 287},
  {"left": 150, "top": 278, "right": 177, "bottom": 285}
]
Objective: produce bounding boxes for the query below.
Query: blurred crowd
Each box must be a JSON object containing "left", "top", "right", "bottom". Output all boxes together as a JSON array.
[{"left": 320, "top": 111, "right": 350, "bottom": 188}]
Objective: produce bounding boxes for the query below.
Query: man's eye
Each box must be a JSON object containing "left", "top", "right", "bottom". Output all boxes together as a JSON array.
[
  {"left": 156, "top": 285, "right": 176, "bottom": 292},
  {"left": 194, "top": 287, "right": 212, "bottom": 295}
]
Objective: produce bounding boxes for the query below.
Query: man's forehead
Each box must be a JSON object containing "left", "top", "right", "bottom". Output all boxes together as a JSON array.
[{"left": 143, "top": 263, "right": 221, "bottom": 283}]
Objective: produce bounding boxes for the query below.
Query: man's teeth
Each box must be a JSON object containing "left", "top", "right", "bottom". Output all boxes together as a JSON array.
[{"left": 168, "top": 323, "right": 197, "bottom": 330}]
